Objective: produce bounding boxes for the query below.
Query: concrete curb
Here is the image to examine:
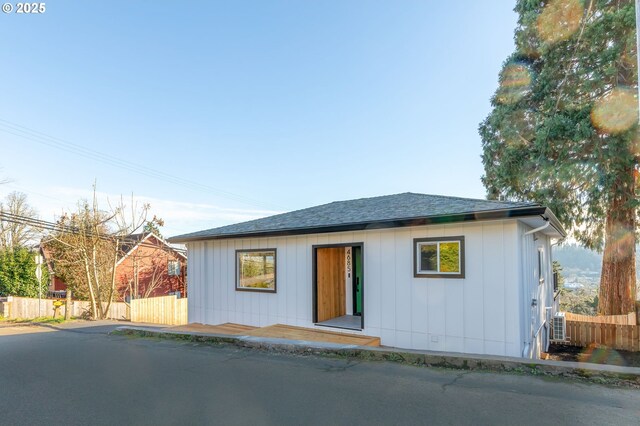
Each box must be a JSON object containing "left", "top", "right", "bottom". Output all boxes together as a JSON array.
[{"left": 111, "top": 326, "right": 640, "bottom": 386}]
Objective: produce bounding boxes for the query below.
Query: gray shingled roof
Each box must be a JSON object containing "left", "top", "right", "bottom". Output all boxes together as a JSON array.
[{"left": 169, "top": 192, "right": 544, "bottom": 242}]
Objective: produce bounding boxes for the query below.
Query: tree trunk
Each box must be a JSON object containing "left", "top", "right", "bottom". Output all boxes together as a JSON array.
[
  {"left": 82, "top": 255, "right": 98, "bottom": 320},
  {"left": 91, "top": 243, "right": 106, "bottom": 319},
  {"left": 102, "top": 239, "right": 119, "bottom": 320},
  {"left": 64, "top": 289, "right": 72, "bottom": 320},
  {"left": 598, "top": 186, "right": 637, "bottom": 315}
]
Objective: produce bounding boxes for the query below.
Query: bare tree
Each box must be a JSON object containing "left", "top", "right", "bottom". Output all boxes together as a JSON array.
[
  {"left": 125, "top": 257, "right": 169, "bottom": 299},
  {"left": 140, "top": 260, "right": 166, "bottom": 298},
  {"left": 46, "top": 186, "right": 157, "bottom": 320},
  {"left": 120, "top": 240, "right": 185, "bottom": 301},
  {"left": 0, "top": 191, "right": 38, "bottom": 249}
]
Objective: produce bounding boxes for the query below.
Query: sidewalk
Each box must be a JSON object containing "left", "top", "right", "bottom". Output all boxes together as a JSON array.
[{"left": 112, "top": 324, "right": 640, "bottom": 387}]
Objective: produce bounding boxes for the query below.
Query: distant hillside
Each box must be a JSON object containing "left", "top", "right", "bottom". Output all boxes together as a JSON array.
[
  {"left": 553, "top": 244, "right": 640, "bottom": 275},
  {"left": 553, "top": 244, "right": 602, "bottom": 273}
]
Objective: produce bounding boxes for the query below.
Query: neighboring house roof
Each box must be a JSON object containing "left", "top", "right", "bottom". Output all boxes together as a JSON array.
[
  {"left": 116, "top": 232, "right": 187, "bottom": 267},
  {"left": 169, "top": 192, "right": 566, "bottom": 243},
  {"left": 119, "top": 233, "right": 147, "bottom": 256},
  {"left": 40, "top": 232, "right": 186, "bottom": 267}
]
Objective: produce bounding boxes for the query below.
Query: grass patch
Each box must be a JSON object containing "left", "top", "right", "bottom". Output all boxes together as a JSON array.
[{"left": 0, "top": 316, "right": 69, "bottom": 324}]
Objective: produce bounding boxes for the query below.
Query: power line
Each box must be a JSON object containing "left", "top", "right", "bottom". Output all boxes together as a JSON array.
[
  {"left": 0, "top": 211, "right": 77, "bottom": 234},
  {"left": 1, "top": 183, "right": 224, "bottom": 237},
  {"left": 0, "top": 118, "right": 287, "bottom": 211},
  {"left": 0, "top": 211, "right": 185, "bottom": 254}
]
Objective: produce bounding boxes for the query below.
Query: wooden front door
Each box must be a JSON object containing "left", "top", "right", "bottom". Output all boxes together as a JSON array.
[{"left": 316, "top": 247, "right": 346, "bottom": 322}]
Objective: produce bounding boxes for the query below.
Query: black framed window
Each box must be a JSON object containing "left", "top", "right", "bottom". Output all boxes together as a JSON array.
[
  {"left": 414, "top": 237, "right": 465, "bottom": 278},
  {"left": 236, "top": 249, "right": 277, "bottom": 293}
]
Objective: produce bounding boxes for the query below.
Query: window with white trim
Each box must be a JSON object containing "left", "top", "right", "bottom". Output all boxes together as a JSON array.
[
  {"left": 538, "top": 248, "right": 544, "bottom": 285},
  {"left": 168, "top": 260, "right": 181, "bottom": 276},
  {"left": 414, "top": 237, "right": 465, "bottom": 278}
]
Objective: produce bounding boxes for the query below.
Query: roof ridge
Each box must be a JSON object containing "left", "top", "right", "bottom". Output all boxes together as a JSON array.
[
  {"left": 327, "top": 192, "right": 536, "bottom": 206},
  {"left": 404, "top": 192, "right": 537, "bottom": 205},
  {"left": 284, "top": 192, "right": 534, "bottom": 208}
]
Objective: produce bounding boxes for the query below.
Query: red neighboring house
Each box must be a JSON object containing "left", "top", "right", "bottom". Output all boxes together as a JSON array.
[{"left": 44, "top": 233, "right": 187, "bottom": 300}]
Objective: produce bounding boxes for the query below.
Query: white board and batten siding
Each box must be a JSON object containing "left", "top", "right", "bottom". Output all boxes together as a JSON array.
[
  {"left": 186, "top": 219, "right": 540, "bottom": 357},
  {"left": 518, "top": 221, "right": 555, "bottom": 359}
]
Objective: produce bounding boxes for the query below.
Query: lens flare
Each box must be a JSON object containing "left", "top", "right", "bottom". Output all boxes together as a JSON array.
[
  {"left": 608, "top": 224, "right": 636, "bottom": 257},
  {"left": 497, "top": 63, "right": 532, "bottom": 105},
  {"left": 537, "top": 0, "right": 583, "bottom": 44},
  {"left": 578, "top": 345, "right": 626, "bottom": 366},
  {"left": 591, "top": 87, "right": 639, "bottom": 134},
  {"left": 501, "top": 109, "right": 535, "bottom": 146}
]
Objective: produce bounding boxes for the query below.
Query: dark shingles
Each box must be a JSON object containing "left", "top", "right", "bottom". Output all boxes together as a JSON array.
[
  {"left": 119, "top": 233, "right": 145, "bottom": 256},
  {"left": 170, "top": 192, "right": 539, "bottom": 242}
]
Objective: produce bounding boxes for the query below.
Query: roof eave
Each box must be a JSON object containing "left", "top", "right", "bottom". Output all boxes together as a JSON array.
[{"left": 168, "top": 206, "right": 553, "bottom": 243}]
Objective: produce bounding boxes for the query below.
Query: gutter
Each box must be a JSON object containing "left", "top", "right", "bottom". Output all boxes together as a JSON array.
[{"left": 523, "top": 218, "right": 550, "bottom": 236}]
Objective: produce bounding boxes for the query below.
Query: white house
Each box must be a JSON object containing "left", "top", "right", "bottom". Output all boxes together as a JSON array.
[{"left": 169, "top": 193, "right": 566, "bottom": 359}]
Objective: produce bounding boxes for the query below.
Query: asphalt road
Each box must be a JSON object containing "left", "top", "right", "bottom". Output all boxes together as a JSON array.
[{"left": 0, "top": 321, "right": 638, "bottom": 426}]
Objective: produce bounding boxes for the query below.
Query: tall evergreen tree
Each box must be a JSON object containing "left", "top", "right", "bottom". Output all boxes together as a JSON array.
[
  {"left": 480, "top": 0, "right": 638, "bottom": 315},
  {"left": 0, "top": 247, "right": 49, "bottom": 298}
]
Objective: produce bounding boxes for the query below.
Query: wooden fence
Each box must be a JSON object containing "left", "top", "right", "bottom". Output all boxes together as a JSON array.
[
  {"left": 563, "top": 312, "right": 639, "bottom": 352},
  {"left": 0, "top": 295, "right": 187, "bottom": 325},
  {"left": 565, "top": 312, "right": 636, "bottom": 325},
  {"left": 0, "top": 296, "right": 129, "bottom": 321},
  {"left": 130, "top": 295, "right": 187, "bottom": 325}
]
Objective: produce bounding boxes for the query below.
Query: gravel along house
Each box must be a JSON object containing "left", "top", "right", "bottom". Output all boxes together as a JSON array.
[{"left": 169, "top": 192, "right": 566, "bottom": 359}]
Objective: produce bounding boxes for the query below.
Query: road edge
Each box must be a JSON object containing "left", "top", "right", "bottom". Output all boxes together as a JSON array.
[{"left": 111, "top": 326, "right": 640, "bottom": 388}]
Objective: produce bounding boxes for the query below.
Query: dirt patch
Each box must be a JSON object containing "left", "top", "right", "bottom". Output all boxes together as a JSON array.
[{"left": 548, "top": 344, "right": 640, "bottom": 367}]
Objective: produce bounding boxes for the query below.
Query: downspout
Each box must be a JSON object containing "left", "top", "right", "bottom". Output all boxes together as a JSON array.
[
  {"left": 550, "top": 237, "right": 565, "bottom": 310},
  {"left": 533, "top": 320, "right": 546, "bottom": 338}
]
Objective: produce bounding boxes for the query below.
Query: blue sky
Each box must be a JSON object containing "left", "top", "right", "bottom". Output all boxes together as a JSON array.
[{"left": 0, "top": 1, "right": 517, "bottom": 237}]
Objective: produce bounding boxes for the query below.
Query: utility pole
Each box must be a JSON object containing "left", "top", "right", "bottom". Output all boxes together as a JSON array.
[
  {"left": 636, "top": 1, "right": 640, "bottom": 194},
  {"left": 35, "top": 254, "right": 43, "bottom": 317},
  {"left": 636, "top": 1, "right": 640, "bottom": 121}
]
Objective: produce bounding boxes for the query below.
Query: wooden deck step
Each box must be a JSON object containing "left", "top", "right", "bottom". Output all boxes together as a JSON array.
[
  {"left": 245, "top": 324, "right": 381, "bottom": 347},
  {"left": 168, "top": 322, "right": 381, "bottom": 347}
]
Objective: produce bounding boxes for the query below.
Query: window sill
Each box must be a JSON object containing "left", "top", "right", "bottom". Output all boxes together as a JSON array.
[{"left": 414, "top": 273, "right": 465, "bottom": 279}]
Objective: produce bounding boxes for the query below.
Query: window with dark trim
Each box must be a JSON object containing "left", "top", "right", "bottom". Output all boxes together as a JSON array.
[
  {"left": 414, "top": 237, "right": 465, "bottom": 278},
  {"left": 236, "top": 249, "right": 277, "bottom": 293}
]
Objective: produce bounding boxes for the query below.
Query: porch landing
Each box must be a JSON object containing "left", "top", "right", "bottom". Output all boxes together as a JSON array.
[{"left": 169, "top": 323, "right": 381, "bottom": 347}]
